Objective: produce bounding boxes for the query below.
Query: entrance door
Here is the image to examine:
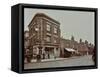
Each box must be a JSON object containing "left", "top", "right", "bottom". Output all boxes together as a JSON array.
[
  {"left": 45, "top": 47, "right": 54, "bottom": 59},
  {"left": 49, "top": 50, "right": 54, "bottom": 59}
]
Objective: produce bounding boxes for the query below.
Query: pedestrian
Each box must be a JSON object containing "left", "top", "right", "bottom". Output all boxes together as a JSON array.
[
  {"left": 43, "top": 53, "right": 45, "bottom": 59},
  {"left": 48, "top": 53, "right": 50, "bottom": 59}
]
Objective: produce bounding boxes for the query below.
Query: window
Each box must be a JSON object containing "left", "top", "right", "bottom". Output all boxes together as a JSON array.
[
  {"left": 25, "top": 32, "right": 29, "bottom": 37},
  {"left": 46, "top": 24, "right": 50, "bottom": 31},
  {"left": 54, "top": 39, "right": 57, "bottom": 43},
  {"left": 34, "top": 25, "right": 39, "bottom": 32},
  {"left": 46, "top": 36, "right": 51, "bottom": 42},
  {"left": 35, "top": 27, "right": 39, "bottom": 31},
  {"left": 54, "top": 38, "right": 57, "bottom": 43},
  {"left": 54, "top": 27, "right": 57, "bottom": 33}
]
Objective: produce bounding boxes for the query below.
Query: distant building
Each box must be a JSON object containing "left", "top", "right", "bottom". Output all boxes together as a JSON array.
[
  {"left": 60, "top": 36, "right": 94, "bottom": 56},
  {"left": 24, "top": 31, "right": 32, "bottom": 63},
  {"left": 24, "top": 31, "right": 29, "bottom": 49},
  {"left": 78, "top": 39, "right": 89, "bottom": 55},
  {"left": 60, "top": 36, "right": 79, "bottom": 57},
  {"left": 28, "top": 13, "right": 61, "bottom": 59}
]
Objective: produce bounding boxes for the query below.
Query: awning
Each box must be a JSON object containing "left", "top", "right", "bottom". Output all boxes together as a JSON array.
[{"left": 64, "top": 48, "right": 76, "bottom": 52}]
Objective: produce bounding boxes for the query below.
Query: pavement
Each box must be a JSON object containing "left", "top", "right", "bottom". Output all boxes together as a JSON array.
[
  {"left": 30, "top": 58, "right": 66, "bottom": 62},
  {"left": 30, "top": 56, "right": 84, "bottom": 62},
  {"left": 24, "top": 55, "right": 94, "bottom": 69}
]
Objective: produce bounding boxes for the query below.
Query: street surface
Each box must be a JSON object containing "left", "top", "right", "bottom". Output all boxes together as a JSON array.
[{"left": 24, "top": 55, "right": 94, "bottom": 69}]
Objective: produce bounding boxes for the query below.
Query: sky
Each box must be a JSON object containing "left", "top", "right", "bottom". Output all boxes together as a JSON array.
[{"left": 24, "top": 8, "right": 94, "bottom": 44}]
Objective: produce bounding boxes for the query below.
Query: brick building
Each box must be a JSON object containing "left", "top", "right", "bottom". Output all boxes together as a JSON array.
[
  {"left": 24, "top": 31, "right": 29, "bottom": 50},
  {"left": 28, "top": 13, "right": 61, "bottom": 59},
  {"left": 24, "top": 31, "right": 32, "bottom": 63},
  {"left": 60, "top": 36, "right": 79, "bottom": 57},
  {"left": 60, "top": 36, "right": 94, "bottom": 57}
]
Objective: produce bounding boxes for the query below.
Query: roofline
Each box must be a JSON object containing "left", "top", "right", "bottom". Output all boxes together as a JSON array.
[{"left": 28, "top": 13, "right": 60, "bottom": 28}]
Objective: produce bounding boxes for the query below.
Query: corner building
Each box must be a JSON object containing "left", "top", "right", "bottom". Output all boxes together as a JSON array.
[{"left": 28, "top": 13, "right": 61, "bottom": 59}]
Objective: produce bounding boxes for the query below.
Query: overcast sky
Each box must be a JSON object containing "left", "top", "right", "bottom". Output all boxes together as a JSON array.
[{"left": 24, "top": 8, "right": 94, "bottom": 44}]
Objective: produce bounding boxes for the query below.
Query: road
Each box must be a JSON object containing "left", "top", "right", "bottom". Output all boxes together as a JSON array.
[{"left": 24, "top": 55, "right": 94, "bottom": 69}]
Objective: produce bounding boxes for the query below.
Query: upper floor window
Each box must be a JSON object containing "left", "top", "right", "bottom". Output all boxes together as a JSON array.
[
  {"left": 46, "top": 36, "right": 51, "bottom": 42},
  {"left": 54, "top": 27, "right": 57, "bottom": 34},
  {"left": 34, "top": 25, "right": 39, "bottom": 32},
  {"left": 25, "top": 32, "right": 29, "bottom": 38},
  {"left": 54, "top": 39, "right": 57, "bottom": 43},
  {"left": 46, "top": 24, "right": 51, "bottom": 31}
]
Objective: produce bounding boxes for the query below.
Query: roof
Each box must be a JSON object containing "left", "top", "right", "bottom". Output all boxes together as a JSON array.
[
  {"left": 65, "top": 48, "right": 76, "bottom": 52},
  {"left": 34, "top": 13, "right": 60, "bottom": 24},
  {"left": 28, "top": 13, "right": 60, "bottom": 28}
]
